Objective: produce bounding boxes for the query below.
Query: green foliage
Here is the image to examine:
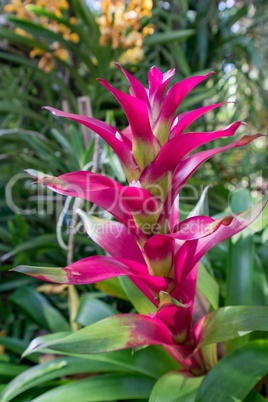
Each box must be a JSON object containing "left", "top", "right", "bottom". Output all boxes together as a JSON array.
[{"left": 196, "top": 340, "right": 268, "bottom": 402}]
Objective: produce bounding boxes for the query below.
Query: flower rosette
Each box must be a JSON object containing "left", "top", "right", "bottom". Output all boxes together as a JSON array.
[{"left": 14, "top": 65, "right": 267, "bottom": 374}]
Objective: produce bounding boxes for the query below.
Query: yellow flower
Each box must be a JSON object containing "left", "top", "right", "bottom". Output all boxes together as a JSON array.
[
  {"left": 4, "top": 0, "right": 33, "bottom": 20},
  {"left": 29, "top": 47, "right": 45, "bottom": 58},
  {"left": 14, "top": 27, "right": 32, "bottom": 38},
  {"left": 69, "top": 32, "right": 79, "bottom": 44},
  {"left": 97, "top": 0, "right": 153, "bottom": 63},
  {"left": 69, "top": 16, "right": 78, "bottom": 25},
  {"left": 142, "top": 24, "right": 154, "bottom": 36},
  {"left": 38, "top": 52, "right": 55, "bottom": 73},
  {"left": 5, "top": 0, "right": 79, "bottom": 72},
  {"left": 118, "top": 46, "right": 144, "bottom": 65},
  {"left": 30, "top": 41, "right": 69, "bottom": 73}
]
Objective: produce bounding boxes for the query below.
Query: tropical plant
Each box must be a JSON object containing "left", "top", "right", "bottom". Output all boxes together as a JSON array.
[
  {"left": 2, "top": 64, "right": 267, "bottom": 401},
  {"left": 1, "top": 1, "right": 268, "bottom": 400}
]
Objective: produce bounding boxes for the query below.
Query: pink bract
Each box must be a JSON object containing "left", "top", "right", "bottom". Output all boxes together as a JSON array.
[{"left": 16, "top": 65, "right": 267, "bottom": 374}]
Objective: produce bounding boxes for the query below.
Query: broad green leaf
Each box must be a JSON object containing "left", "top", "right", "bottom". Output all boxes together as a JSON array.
[
  {"left": 0, "top": 363, "right": 29, "bottom": 378},
  {"left": 30, "top": 373, "right": 155, "bottom": 402},
  {"left": 119, "top": 277, "right": 157, "bottom": 315},
  {"left": 19, "top": 336, "right": 179, "bottom": 380},
  {"left": 247, "top": 203, "right": 268, "bottom": 233},
  {"left": 0, "top": 277, "right": 35, "bottom": 292},
  {"left": 226, "top": 235, "right": 254, "bottom": 305},
  {"left": 197, "top": 306, "right": 268, "bottom": 349},
  {"left": 196, "top": 340, "right": 268, "bottom": 402},
  {"left": 230, "top": 188, "right": 252, "bottom": 214},
  {"left": 95, "top": 277, "right": 129, "bottom": 300},
  {"left": 73, "top": 347, "right": 181, "bottom": 380},
  {"left": 0, "top": 357, "right": 128, "bottom": 402},
  {"left": 76, "top": 295, "right": 119, "bottom": 326},
  {"left": 244, "top": 390, "right": 267, "bottom": 402},
  {"left": 22, "top": 315, "right": 174, "bottom": 357},
  {"left": 10, "top": 286, "right": 70, "bottom": 333},
  {"left": 197, "top": 262, "right": 219, "bottom": 309},
  {"left": 252, "top": 255, "right": 268, "bottom": 306},
  {"left": 144, "top": 30, "right": 195, "bottom": 46},
  {"left": 0, "top": 336, "right": 39, "bottom": 363},
  {"left": 262, "top": 226, "right": 268, "bottom": 243},
  {"left": 149, "top": 372, "right": 204, "bottom": 402}
]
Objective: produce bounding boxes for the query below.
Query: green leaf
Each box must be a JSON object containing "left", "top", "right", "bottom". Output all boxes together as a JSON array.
[
  {"left": 149, "top": 372, "right": 204, "bottom": 402},
  {"left": 230, "top": 188, "right": 252, "bottom": 214},
  {"left": 26, "top": 5, "right": 76, "bottom": 30},
  {"left": 244, "top": 390, "right": 267, "bottom": 402},
  {"left": 6, "top": 16, "right": 95, "bottom": 76},
  {"left": 0, "top": 363, "right": 29, "bottom": 378},
  {"left": 144, "top": 30, "right": 195, "bottom": 46},
  {"left": 196, "top": 340, "right": 268, "bottom": 402},
  {"left": 50, "top": 129, "right": 80, "bottom": 170},
  {"left": 170, "top": 42, "right": 191, "bottom": 76},
  {"left": 197, "top": 306, "right": 268, "bottom": 350},
  {"left": 262, "top": 226, "right": 268, "bottom": 243},
  {"left": 2, "top": 234, "right": 63, "bottom": 261},
  {"left": 10, "top": 286, "right": 70, "bottom": 333},
  {"left": 197, "top": 262, "right": 219, "bottom": 309},
  {"left": 71, "top": 0, "right": 100, "bottom": 37},
  {"left": 247, "top": 203, "right": 268, "bottom": 234},
  {"left": 226, "top": 235, "right": 254, "bottom": 305},
  {"left": 0, "top": 357, "right": 129, "bottom": 402},
  {"left": 7, "top": 17, "right": 71, "bottom": 48},
  {"left": 95, "top": 277, "right": 129, "bottom": 300},
  {"left": 0, "top": 26, "right": 47, "bottom": 49},
  {"left": 0, "top": 336, "right": 39, "bottom": 363},
  {"left": 108, "top": 150, "right": 126, "bottom": 182},
  {"left": 119, "top": 277, "right": 157, "bottom": 315},
  {"left": 0, "top": 101, "right": 47, "bottom": 123},
  {"left": 180, "top": 87, "right": 216, "bottom": 110},
  {"left": 76, "top": 295, "right": 119, "bottom": 327},
  {"left": 30, "top": 373, "right": 155, "bottom": 402},
  {"left": 69, "top": 125, "right": 85, "bottom": 165},
  {"left": 22, "top": 315, "right": 173, "bottom": 357}
]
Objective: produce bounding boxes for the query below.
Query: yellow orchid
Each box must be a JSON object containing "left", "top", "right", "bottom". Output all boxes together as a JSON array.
[
  {"left": 97, "top": 0, "right": 154, "bottom": 64},
  {"left": 4, "top": 0, "right": 78, "bottom": 73}
]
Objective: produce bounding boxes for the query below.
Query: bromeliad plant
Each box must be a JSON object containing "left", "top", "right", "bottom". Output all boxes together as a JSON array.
[{"left": 13, "top": 65, "right": 268, "bottom": 394}]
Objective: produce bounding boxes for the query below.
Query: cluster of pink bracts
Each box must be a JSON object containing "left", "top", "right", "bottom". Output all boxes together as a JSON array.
[{"left": 18, "top": 65, "right": 265, "bottom": 374}]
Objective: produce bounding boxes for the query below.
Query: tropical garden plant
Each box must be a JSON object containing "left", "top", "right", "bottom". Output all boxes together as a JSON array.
[
  {"left": 0, "top": 62, "right": 267, "bottom": 401},
  {"left": 1, "top": 1, "right": 268, "bottom": 401}
]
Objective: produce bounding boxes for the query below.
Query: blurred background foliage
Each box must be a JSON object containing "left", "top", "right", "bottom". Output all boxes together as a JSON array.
[{"left": 0, "top": 0, "right": 268, "bottom": 400}]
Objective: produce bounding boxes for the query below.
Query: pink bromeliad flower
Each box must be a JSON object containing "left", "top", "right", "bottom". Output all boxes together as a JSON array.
[{"left": 15, "top": 65, "right": 267, "bottom": 374}]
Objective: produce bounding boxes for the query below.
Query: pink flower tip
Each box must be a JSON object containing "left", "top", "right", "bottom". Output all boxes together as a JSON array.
[
  {"left": 41, "top": 106, "right": 56, "bottom": 115},
  {"left": 24, "top": 169, "right": 38, "bottom": 179}
]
